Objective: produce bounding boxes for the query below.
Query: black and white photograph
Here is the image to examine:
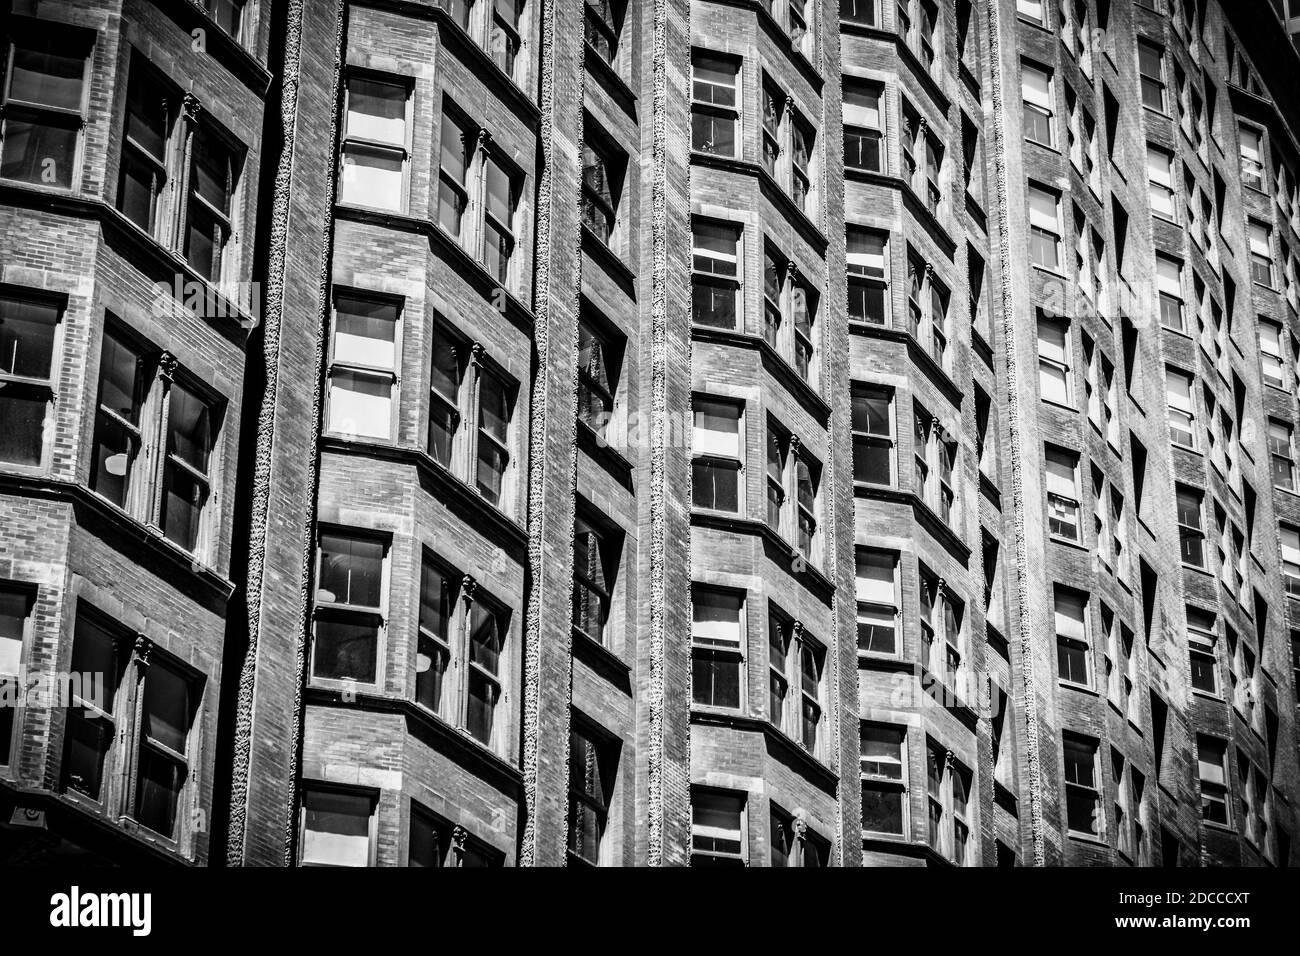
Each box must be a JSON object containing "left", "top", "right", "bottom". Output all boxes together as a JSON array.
[{"left": 0, "top": 0, "right": 1298, "bottom": 939}]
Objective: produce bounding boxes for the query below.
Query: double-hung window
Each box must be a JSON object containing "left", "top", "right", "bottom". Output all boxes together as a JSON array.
[
  {"left": 851, "top": 383, "right": 894, "bottom": 486},
  {"left": 568, "top": 722, "right": 616, "bottom": 866},
  {"left": 1147, "top": 146, "right": 1175, "bottom": 220},
  {"left": 437, "top": 107, "right": 522, "bottom": 286},
  {"left": 847, "top": 226, "right": 888, "bottom": 325},
  {"left": 762, "top": 246, "right": 820, "bottom": 384},
  {"left": 1138, "top": 40, "right": 1165, "bottom": 112},
  {"left": 300, "top": 787, "right": 375, "bottom": 867},
  {"left": 691, "top": 219, "right": 742, "bottom": 330},
  {"left": 1037, "top": 313, "right": 1072, "bottom": 405},
  {"left": 1197, "top": 735, "right": 1229, "bottom": 825},
  {"left": 767, "top": 609, "right": 825, "bottom": 755},
  {"left": 1055, "top": 586, "right": 1091, "bottom": 686},
  {"left": 690, "top": 790, "right": 746, "bottom": 866},
  {"left": 572, "top": 510, "right": 618, "bottom": 649},
  {"left": 481, "top": 154, "right": 518, "bottom": 284},
  {"left": 841, "top": 0, "right": 878, "bottom": 25},
  {"left": 60, "top": 611, "right": 124, "bottom": 802},
  {"left": 409, "top": 803, "right": 500, "bottom": 867},
  {"left": 1239, "top": 125, "right": 1264, "bottom": 190},
  {"left": 1022, "top": 61, "right": 1054, "bottom": 146},
  {"left": 581, "top": 132, "right": 623, "bottom": 247},
  {"left": 340, "top": 74, "right": 410, "bottom": 212},
  {"left": 919, "top": 565, "right": 964, "bottom": 694},
  {"left": 1270, "top": 419, "right": 1297, "bottom": 492},
  {"left": 1165, "top": 367, "right": 1196, "bottom": 448},
  {"left": 843, "top": 78, "right": 884, "bottom": 173},
  {"left": 927, "top": 743, "right": 973, "bottom": 864},
  {"left": 0, "top": 586, "right": 32, "bottom": 767},
  {"left": 762, "top": 80, "right": 817, "bottom": 216},
  {"left": 1156, "top": 255, "right": 1184, "bottom": 330},
  {"left": 134, "top": 657, "right": 198, "bottom": 839},
  {"left": 691, "top": 586, "right": 744, "bottom": 710},
  {"left": 860, "top": 724, "right": 907, "bottom": 835},
  {"left": 1281, "top": 526, "right": 1300, "bottom": 596},
  {"left": 1248, "top": 220, "right": 1273, "bottom": 286},
  {"left": 184, "top": 127, "right": 240, "bottom": 283},
  {"left": 427, "top": 324, "right": 465, "bottom": 467},
  {"left": 692, "top": 397, "right": 742, "bottom": 513},
  {"left": 577, "top": 311, "right": 619, "bottom": 437},
  {"left": 117, "top": 60, "right": 174, "bottom": 235},
  {"left": 1175, "top": 484, "right": 1205, "bottom": 567},
  {"left": 1028, "top": 183, "right": 1061, "bottom": 269},
  {"left": 914, "top": 409, "right": 956, "bottom": 525},
  {"left": 326, "top": 292, "right": 399, "bottom": 441},
  {"left": 691, "top": 52, "right": 740, "bottom": 158},
  {"left": 584, "top": 0, "right": 624, "bottom": 65},
  {"left": 1063, "top": 733, "right": 1102, "bottom": 836},
  {"left": 1187, "top": 606, "right": 1219, "bottom": 695},
  {"left": 0, "top": 30, "right": 89, "bottom": 189},
  {"left": 0, "top": 289, "right": 61, "bottom": 468},
  {"left": 311, "top": 530, "right": 387, "bottom": 686},
  {"left": 490, "top": 0, "right": 525, "bottom": 77},
  {"left": 437, "top": 111, "right": 472, "bottom": 237},
  {"left": 856, "top": 547, "right": 899, "bottom": 656},
  {"left": 1045, "top": 445, "right": 1080, "bottom": 542}
]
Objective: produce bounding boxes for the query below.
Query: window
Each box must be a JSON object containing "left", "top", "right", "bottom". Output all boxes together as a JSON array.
[
  {"left": 1156, "top": 255, "right": 1184, "bottom": 330},
  {"left": 692, "top": 397, "right": 742, "bottom": 513},
  {"left": 436, "top": 107, "right": 521, "bottom": 285},
  {"left": 1045, "top": 445, "right": 1080, "bottom": 542},
  {"left": 311, "top": 531, "right": 386, "bottom": 686},
  {"left": 117, "top": 60, "right": 174, "bottom": 234},
  {"left": 0, "top": 586, "right": 31, "bottom": 767},
  {"left": 919, "top": 564, "right": 964, "bottom": 695},
  {"left": 990, "top": 682, "right": 1014, "bottom": 792},
  {"left": 840, "top": 0, "right": 878, "bottom": 26},
  {"left": 927, "top": 743, "right": 973, "bottom": 865},
  {"left": 1063, "top": 732, "right": 1101, "bottom": 837},
  {"left": 1037, "top": 313, "right": 1072, "bottom": 406},
  {"left": 691, "top": 586, "right": 743, "bottom": 710},
  {"left": 325, "top": 292, "right": 399, "bottom": 441},
  {"left": 1187, "top": 606, "right": 1219, "bottom": 695},
  {"left": 762, "top": 80, "right": 817, "bottom": 216},
  {"left": 581, "top": 131, "right": 623, "bottom": 247},
  {"left": 904, "top": 255, "right": 949, "bottom": 369},
  {"left": 0, "top": 289, "right": 61, "bottom": 467},
  {"left": 1197, "top": 735, "right": 1229, "bottom": 825},
  {"left": 87, "top": 328, "right": 220, "bottom": 555},
  {"left": 1258, "top": 319, "right": 1286, "bottom": 389},
  {"left": 409, "top": 804, "right": 501, "bottom": 867},
  {"left": 897, "top": 0, "right": 940, "bottom": 72},
  {"left": 1282, "top": 526, "right": 1300, "bottom": 597},
  {"left": 691, "top": 52, "right": 739, "bottom": 158},
  {"left": 1017, "top": 0, "right": 1045, "bottom": 25},
  {"left": 856, "top": 548, "right": 899, "bottom": 656},
  {"left": 1175, "top": 485, "right": 1205, "bottom": 567},
  {"left": 577, "top": 310, "right": 619, "bottom": 437},
  {"left": 489, "top": 0, "right": 525, "bottom": 76},
  {"left": 1238, "top": 753, "right": 1271, "bottom": 855},
  {"left": 584, "top": 0, "right": 624, "bottom": 64},
  {"left": 843, "top": 78, "right": 884, "bottom": 173},
  {"left": 1165, "top": 367, "right": 1196, "bottom": 448},
  {"left": 690, "top": 790, "right": 745, "bottom": 866},
  {"left": 902, "top": 101, "right": 944, "bottom": 220},
  {"left": 860, "top": 724, "right": 907, "bottom": 835},
  {"left": 762, "top": 245, "right": 820, "bottom": 384},
  {"left": 1239, "top": 125, "right": 1265, "bottom": 189},
  {"left": 0, "top": 30, "right": 89, "bottom": 189},
  {"left": 568, "top": 721, "right": 616, "bottom": 866},
  {"left": 299, "top": 787, "right": 375, "bottom": 867},
  {"left": 969, "top": 245, "right": 989, "bottom": 341},
  {"left": 913, "top": 408, "right": 957, "bottom": 526},
  {"left": 1113, "top": 751, "right": 1146, "bottom": 861},
  {"left": 1055, "top": 586, "right": 1091, "bottom": 686},
  {"left": 691, "top": 219, "right": 741, "bottom": 330},
  {"left": 1028, "top": 183, "right": 1061, "bottom": 269},
  {"left": 133, "top": 657, "right": 197, "bottom": 838},
  {"left": 573, "top": 510, "right": 618, "bottom": 648},
  {"left": 847, "top": 226, "right": 889, "bottom": 325},
  {"left": 851, "top": 383, "right": 894, "bottom": 486},
  {"left": 437, "top": 110, "right": 471, "bottom": 237},
  {"left": 770, "top": 806, "right": 828, "bottom": 867},
  {"left": 1022, "top": 61, "right": 1055, "bottom": 146},
  {"left": 415, "top": 556, "right": 455, "bottom": 718},
  {"left": 765, "top": 421, "right": 821, "bottom": 561},
  {"left": 1137, "top": 40, "right": 1165, "bottom": 112},
  {"left": 1248, "top": 220, "right": 1273, "bottom": 286},
  {"left": 1146, "top": 146, "right": 1175, "bottom": 219},
  {"left": 340, "top": 75, "right": 409, "bottom": 212},
  {"left": 425, "top": 330, "right": 516, "bottom": 509},
  {"left": 1270, "top": 419, "right": 1296, "bottom": 492},
  {"left": 768, "top": 609, "right": 825, "bottom": 754},
  {"left": 60, "top": 611, "right": 124, "bottom": 801}
]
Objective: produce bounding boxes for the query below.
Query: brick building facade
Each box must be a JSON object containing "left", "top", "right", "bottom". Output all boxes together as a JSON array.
[{"left": 1, "top": 0, "right": 1299, "bottom": 867}]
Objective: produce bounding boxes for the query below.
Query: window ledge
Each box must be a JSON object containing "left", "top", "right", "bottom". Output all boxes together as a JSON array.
[
  {"left": 0, "top": 471, "right": 234, "bottom": 608},
  {"left": 899, "top": 183, "right": 957, "bottom": 261},
  {"left": 690, "top": 324, "right": 830, "bottom": 425},
  {"left": 756, "top": 169, "right": 829, "bottom": 256},
  {"left": 852, "top": 483, "right": 971, "bottom": 565},
  {"left": 319, "top": 436, "right": 529, "bottom": 558},
  {"left": 689, "top": 708, "right": 839, "bottom": 793},
  {"left": 1058, "top": 679, "right": 1101, "bottom": 698},
  {"left": 572, "top": 626, "right": 633, "bottom": 693},
  {"left": 576, "top": 419, "right": 634, "bottom": 490},
  {"left": 857, "top": 652, "right": 914, "bottom": 673},
  {"left": 304, "top": 685, "right": 524, "bottom": 794},
  {"left": 688, "top": 511, "right": 837, "bottom": 605},
  {"left": 979, "top": 471, "right": 1002, "bottom": 510},
  {"left": 581, "top": 225, "right": 638, "bottom": 294},
  {"left": 335, "top": 203, "right": 538, "bottom": 336}
]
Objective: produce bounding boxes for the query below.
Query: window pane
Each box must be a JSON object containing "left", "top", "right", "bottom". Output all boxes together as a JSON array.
[
  {"left": 334, "top": 296, "right": 397, "bottom": 370},
  {"left": 0, "top": 391, "right": 47, "bottom": 465},
  {"left": 318, "top": 535, "right": 383, "bottom": 607},
  {"left": 10, "top": 41, "right": 84, "bottom": 110},
  {"left": 302, "top": 790, "right": 371, "bottom": 866},
  {"left": 346, "top": 79, "right": 406, "bottom": 145},
  {"left": 329, "top": 369, "right": 391, "bottom": 439},
  {"left": 142, "top": 662, "right": 191, "bottom": 755},
  {"left": 134, "top": 746, "right": 184, "bottom": 836},
  {"left": 342, "top": 146, "right": 404, "bottom": 210},
  {"left": 0, "top": 115, "right": 77, "bottom": 187},
  {"left": 167, "top": 384, "right": 212, "bottom": 474},
  {"left": 160, "top": 462, "right": 208, "bottom": 551},
  {"left": 313, "top": 618, "right": 379, "bottom": 683}
]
